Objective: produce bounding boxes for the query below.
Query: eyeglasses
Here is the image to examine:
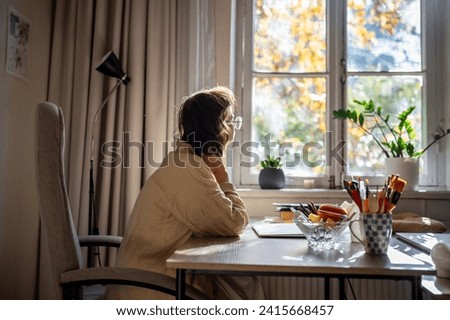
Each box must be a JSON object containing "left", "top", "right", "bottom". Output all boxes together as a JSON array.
[{"left": 228, "top": 116, "right": 243, "bottom": 130}]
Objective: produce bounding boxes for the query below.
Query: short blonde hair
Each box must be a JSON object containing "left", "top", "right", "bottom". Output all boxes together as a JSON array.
[{"left": 178, "top": 86, "right": 236, "bottom": 157}]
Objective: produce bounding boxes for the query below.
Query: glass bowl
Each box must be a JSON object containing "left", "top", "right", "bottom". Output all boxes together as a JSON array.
[{"left": 294, "top": 216, "right": 349, "bottom": 250}]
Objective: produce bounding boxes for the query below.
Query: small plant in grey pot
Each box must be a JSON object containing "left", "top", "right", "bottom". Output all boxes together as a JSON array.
[{"left": 259, "top": 155, "right": 286, "bottom": 189}]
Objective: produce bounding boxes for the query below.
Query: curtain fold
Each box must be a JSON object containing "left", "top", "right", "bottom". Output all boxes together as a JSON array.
[
  {"left": 177, "top": 0, "right": 217, "bottom": 96},
  {"left": 40, "top": 0, "right": 217, "bottom": 298}
]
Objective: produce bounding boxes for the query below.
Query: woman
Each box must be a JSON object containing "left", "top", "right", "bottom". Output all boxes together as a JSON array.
[{"left": 105, "top": 86, "right": 265, "bottom": 299}]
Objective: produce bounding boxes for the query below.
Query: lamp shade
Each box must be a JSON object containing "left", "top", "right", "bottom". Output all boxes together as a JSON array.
[{"left": 96, "top": 51, "right": 130, "bottom": 85}]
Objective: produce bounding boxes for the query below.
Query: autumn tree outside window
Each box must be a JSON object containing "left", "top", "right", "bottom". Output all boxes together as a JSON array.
[{"left": 234, "top": 0, "right": 445, "bottom": 188}]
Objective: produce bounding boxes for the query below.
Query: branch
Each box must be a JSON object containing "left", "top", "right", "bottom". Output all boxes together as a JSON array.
[
  {"left": 353, "top": 122, "right": 391, "bottom": 158},
  {"left": 421, "top": 130, "right": 450, "bottom": 154},
  {"left": 369, "top": 112, "right": 400, "bottom": 157},
  {"left": 354, "top": 100, "right": 395, "bottom": 157}
]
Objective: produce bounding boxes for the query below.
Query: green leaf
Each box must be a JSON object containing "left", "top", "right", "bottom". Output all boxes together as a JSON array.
[
  {"left": 397, "top": 137, "right": 406, "bottom": 150},
  {"left": 332, "top": 110, "right": 347, "bottom": 119},
  {"left": 389, "top": 141, "right": 400, "bottom": 157},
  {"left": 367, "top": 100, "right": 375, "bottom": 112},
  {"left": 404, "top": 120, "right": 416, "bottom": 139},
  {"left": 261, "top": 155, "right": 283, "bottom": 169},
  {"left": 397, "top": 106, "right": 415, "bottom": 127},
  {"left": 334, "top": 98, "right": 425, "bottom": 159},
  {"left": 414, "top": 150, "right": 424, "bottom": 157},
  {"left": 406, "top": 143, "right": 416, "bottom": 157},
  {"left": 350, "top": 110, "right": 357, "bottom": 123},
  {"left": 358, "top": 113, "right": 364, "bottom": 126}
]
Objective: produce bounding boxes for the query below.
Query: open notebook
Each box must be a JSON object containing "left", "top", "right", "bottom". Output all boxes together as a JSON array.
[
  {"left": 396, "top": 232, "right": 450, "bottom": 254},
  {"left": 251, "top": 219, "right": 304, "bottom": 238}
]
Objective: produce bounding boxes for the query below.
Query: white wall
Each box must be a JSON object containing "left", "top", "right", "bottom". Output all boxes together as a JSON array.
[{"left": 0, "top": 0, "right": 52, "bottom": 299}]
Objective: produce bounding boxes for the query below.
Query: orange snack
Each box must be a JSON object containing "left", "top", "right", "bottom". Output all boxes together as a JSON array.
[
  {"left": 317, "top": 204, "right": 347, "bottom": 222},
  {"left": 308, "top": 213, "right": 321, "bottom": 223},
  {"left": 279, "top": 210, "right": 295, "bottom": 221}
]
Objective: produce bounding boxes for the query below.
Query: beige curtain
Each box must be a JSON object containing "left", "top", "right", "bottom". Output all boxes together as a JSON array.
[{"left": 39, "top": 0, "right": 217, "bottom": 298}]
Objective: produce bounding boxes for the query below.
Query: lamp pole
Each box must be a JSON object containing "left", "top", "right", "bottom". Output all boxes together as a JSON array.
[
  {"left": 87, "top": 80, "right": 122, "bottom": 267},
  {"left": 88, "top": 51, "right": 130, "bottom": 267}
]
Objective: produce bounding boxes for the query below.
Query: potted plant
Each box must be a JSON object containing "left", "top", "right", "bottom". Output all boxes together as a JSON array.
[
  {"left": 259, "top": 155, "right": 286, "bottom": 189},
  {"left": 333, "top": 99, "right": 450, "bottom": 190}
]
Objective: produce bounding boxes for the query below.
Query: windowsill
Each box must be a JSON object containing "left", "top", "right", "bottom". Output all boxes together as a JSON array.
[{"left": 237, "top": 186, "right": 450, "bottom": 200}]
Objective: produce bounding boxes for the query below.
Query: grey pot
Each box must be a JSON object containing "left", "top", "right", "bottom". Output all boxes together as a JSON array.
[{"left": 259, "top": 168, "right": 286, "bottom": 189}]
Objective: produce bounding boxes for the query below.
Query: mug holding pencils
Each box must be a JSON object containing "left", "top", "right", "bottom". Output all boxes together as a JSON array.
[
  {"left": 349, "top": 213, "right": 393, "bottom": 254},
  {"left": 344, "top": 174, "right": 407, "bottom": 254}
]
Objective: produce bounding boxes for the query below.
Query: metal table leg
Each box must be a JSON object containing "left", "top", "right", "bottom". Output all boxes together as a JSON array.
[
  {"left": 324, "top": 276, "right": 331, "bottom": 299},
  {"left": 339, "top": 277, "right": 346, "bottom": 299},
  {"left": 176, "top": 269, "right": 186, "bottom": 300},
  {"left": 411, "top": 276, "right": 422, "bottom": 300}
]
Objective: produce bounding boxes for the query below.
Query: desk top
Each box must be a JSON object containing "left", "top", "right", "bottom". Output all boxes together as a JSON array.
[
  {"left": 167, "top": 222, "right": 435, "bottom": 278},
  {"left": 396, "top": 232, "right": 450, "bottom": 254}
]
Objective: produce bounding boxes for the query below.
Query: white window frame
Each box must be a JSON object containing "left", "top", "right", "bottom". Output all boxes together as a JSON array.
[{"left": 231, "top": 0, "right": 446, "bottom": 189}]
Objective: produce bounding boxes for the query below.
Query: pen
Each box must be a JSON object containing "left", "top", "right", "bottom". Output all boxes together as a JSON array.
[
  {"left": 343, "top": 179, "right": 362, "bottom": 212},
  {"left": 378, "top": 182, "right": 386, "bottom": 213},
  {"left": 387, "top": 178, "right": 407, "bottom": 212},
  {"left": 383, "top": 175, "right": 397, "bottom": 213},
  {"left": 362, "top": 178, "right": 369, "bottom": 213},
  {"left": 343, "top": 179, "right": 353, "bottom": 198},
  {"left": 350, "top": 181, "right": 363, "bottom": 212}
]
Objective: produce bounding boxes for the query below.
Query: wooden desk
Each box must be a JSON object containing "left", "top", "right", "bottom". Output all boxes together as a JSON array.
[{"left": 167, "top": 224, "right": 435, "bottom": 300}]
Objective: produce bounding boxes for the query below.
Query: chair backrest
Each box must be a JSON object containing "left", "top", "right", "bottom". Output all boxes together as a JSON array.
[{"left": 34, "top": 102, "right": 83, "bottom": 299}]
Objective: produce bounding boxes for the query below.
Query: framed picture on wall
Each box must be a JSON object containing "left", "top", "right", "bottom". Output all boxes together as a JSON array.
[{"left": 5, "top": 6, "right": 31, "bottom": 80}]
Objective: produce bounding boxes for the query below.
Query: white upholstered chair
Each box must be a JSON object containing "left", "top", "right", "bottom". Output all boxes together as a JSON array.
[{"left": 34, "top": 101, "right": 206, "bottom": 299}]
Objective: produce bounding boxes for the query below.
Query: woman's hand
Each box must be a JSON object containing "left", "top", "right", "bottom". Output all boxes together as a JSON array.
[{"left": 202, "top": 155, "right": 230, "bottom": 184}]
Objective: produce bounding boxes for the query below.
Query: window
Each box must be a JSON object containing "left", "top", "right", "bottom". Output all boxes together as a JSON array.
[{"left": 233, "top": 0, "right": 444, "bottom": 188}]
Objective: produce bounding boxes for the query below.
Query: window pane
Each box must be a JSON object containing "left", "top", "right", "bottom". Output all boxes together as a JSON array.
[
  {"left": 347, "top": 0, "right": 421, "bottom": 72},
  {"left": 346, "top": 75, "right": 423, "bottom": 176},
  {"left": 251, "top": 77, "right": 327, "bottom": 176},
  {"left": 254, "top": 0, "right": 326, "bottom": 73}
]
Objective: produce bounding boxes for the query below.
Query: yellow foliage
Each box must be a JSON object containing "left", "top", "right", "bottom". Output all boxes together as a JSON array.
[
  {"left": 350, "top": 127, "right": 365, "bottom": 138},
  {"left": 255, "top": 0, "right": 408, "bottom": 72},
  {"left": 284, "top": 137, "right": 301, "bottom": 145},
  {"left": 318, "top": 122, "right": 326, "bottom": 133}
]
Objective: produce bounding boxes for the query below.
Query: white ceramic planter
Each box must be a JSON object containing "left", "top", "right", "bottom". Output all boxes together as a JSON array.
[{"left": 384, "top": 157, "right": 419, "bottom": 191}]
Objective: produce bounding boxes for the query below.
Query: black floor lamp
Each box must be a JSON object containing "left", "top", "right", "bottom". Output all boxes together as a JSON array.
[{"left": 88, "top": 51, "right": 130, "bottom": 267}]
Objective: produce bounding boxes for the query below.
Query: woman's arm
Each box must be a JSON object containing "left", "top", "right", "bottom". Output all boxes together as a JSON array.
[
  {"left": 202, "top": 155, "right": 229, "bottom": 184},
  {"left": 158, "top": 152, "right": 248, "bottom": 237}
]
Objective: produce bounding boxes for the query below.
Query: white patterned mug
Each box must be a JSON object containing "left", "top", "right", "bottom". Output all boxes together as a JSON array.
[{"left": 349, "top": 213, "right": 393, "bottom": 254}]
